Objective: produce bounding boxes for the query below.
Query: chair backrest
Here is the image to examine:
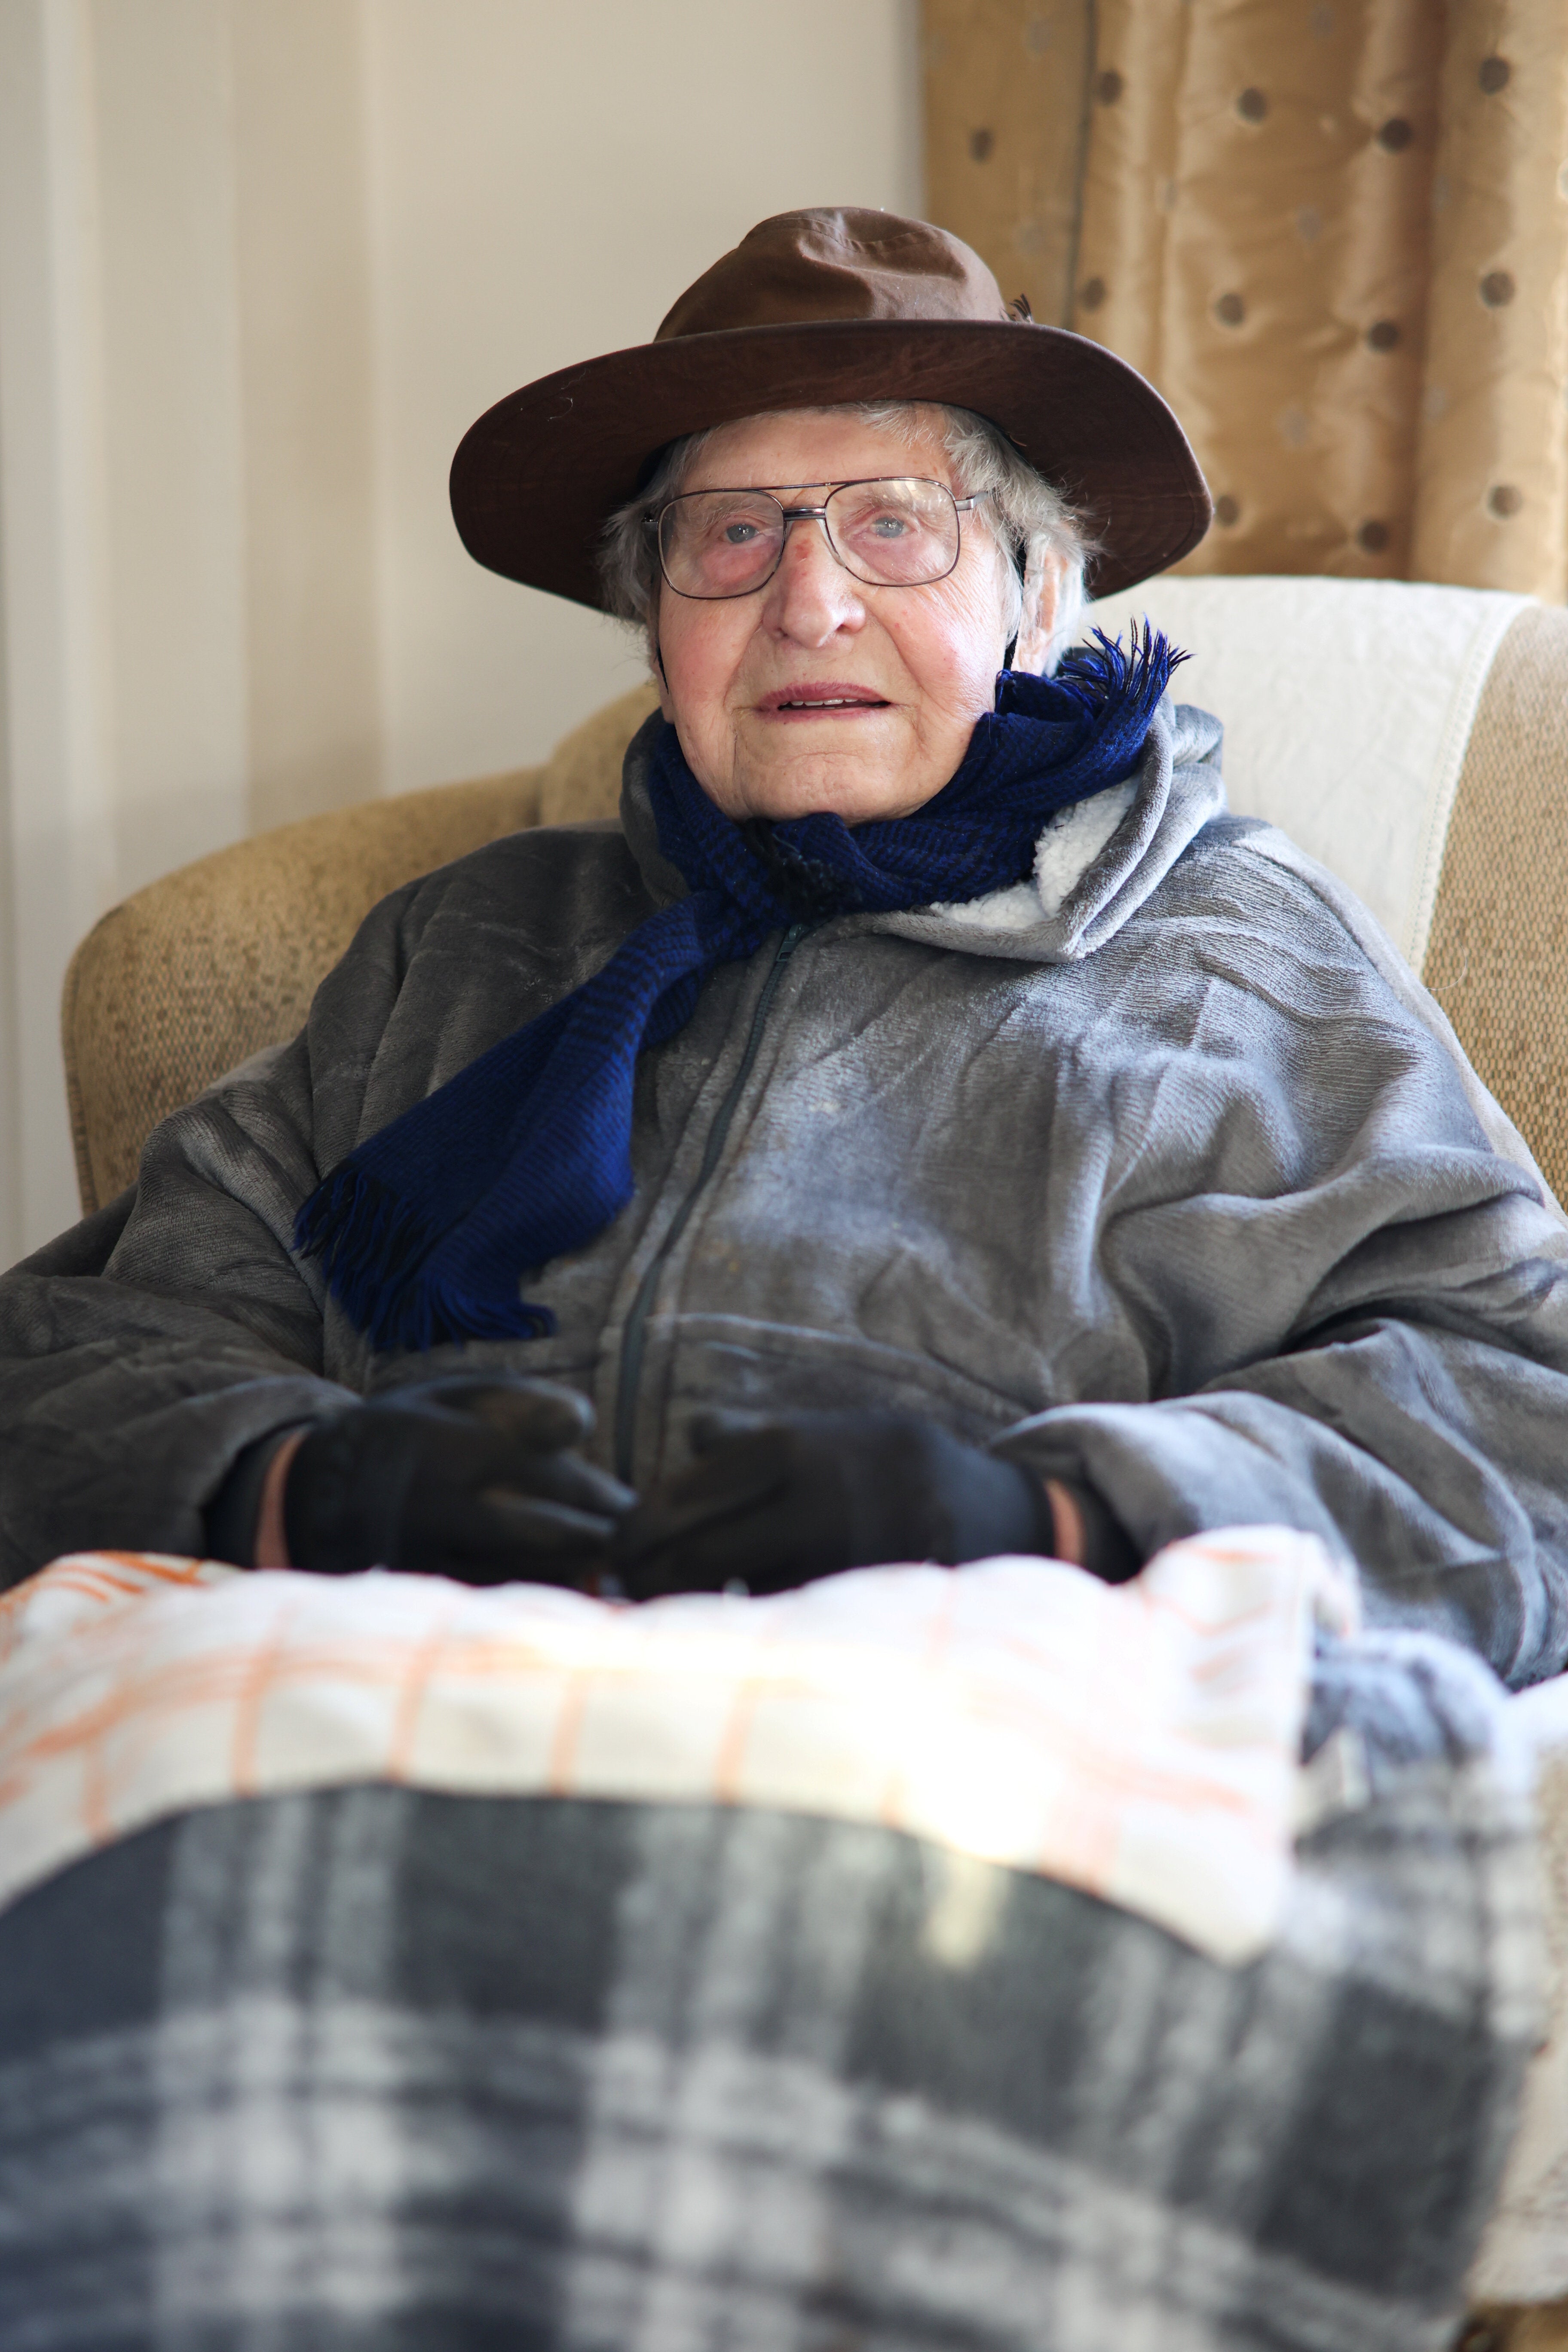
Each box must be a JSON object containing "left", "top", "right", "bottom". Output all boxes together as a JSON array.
[
  {"left": 63, "top": 584, "right": 1568, "bottom": 1215},
  {"left": 62, "top": 682, "right": 658, "bottom": 1213}
]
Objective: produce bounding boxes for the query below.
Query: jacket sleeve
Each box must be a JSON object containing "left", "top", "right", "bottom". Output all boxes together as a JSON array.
[
  {"left": 0, "top": 1035, "right": 357, "bottom": 1586},
  {"left": 995, "top": 845, "right": 1568, "bottom": 1691},
  {"left": 1003, "top": 1299, "right": 1568, "bottom": 1689},
  {"left": 0, "top": 855, "right": 446, "bottom": 1587},
  {"left": 0, "top": 821, "right": 646, "bottom": 1588}
]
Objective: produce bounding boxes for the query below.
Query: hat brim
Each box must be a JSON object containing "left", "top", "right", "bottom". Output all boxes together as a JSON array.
[{"left": 449, "top": 317, "right": 1211, "bottom": 610}]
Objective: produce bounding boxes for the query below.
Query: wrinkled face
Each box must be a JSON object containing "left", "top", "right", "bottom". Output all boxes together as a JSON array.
[{"left": 652, "top": 408, "right": 1059, "bottom": 825}]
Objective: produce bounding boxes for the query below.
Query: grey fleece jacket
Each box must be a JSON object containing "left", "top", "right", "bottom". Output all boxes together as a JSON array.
[{"left": 4, "top": 704, "right": 1568, "bottom": 1686}]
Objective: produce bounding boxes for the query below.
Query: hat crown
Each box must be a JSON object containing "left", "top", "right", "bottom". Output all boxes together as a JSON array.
[
  {"left": 655, "top": 207, "right": 1015, "bottom": 341},
  {"left": 450, "top": 208, "right": 1211, "bottom": 609}
]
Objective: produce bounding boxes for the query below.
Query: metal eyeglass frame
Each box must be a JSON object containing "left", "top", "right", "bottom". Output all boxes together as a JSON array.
[{"left": 648, "top": 478, "right": 995, "bottom": 601}]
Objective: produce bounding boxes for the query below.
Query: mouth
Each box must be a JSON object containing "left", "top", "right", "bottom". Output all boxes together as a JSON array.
[{"left": 758, "top": 683, "right": 889, "bottom": 714}]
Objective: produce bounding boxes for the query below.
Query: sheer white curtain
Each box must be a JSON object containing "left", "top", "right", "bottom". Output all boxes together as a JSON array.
[
  {"left": 0, "top": 0, "right": 380, "bottom": 1256},
  {"left": 0, "top": 0, "right": 129, "bottom": 1258}
]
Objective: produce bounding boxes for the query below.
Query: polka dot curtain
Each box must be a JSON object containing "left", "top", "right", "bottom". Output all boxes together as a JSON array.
[{"left": 922, "top": 0, "right": 1568, "bottom": 595}]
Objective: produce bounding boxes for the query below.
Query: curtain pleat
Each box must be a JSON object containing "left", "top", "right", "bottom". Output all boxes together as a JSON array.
[
  {"left": 1412, "top": 0, "right": 1568, "bottom": 594},
  {"left": 922, "top": 1, "right": 1092, "bottom": 329},
  {"left": 921, "top": 0, "right": 1568, "bottom": 596},
  {"left": 1070, "top": 2, "right": 1188, "bottom": 384}
]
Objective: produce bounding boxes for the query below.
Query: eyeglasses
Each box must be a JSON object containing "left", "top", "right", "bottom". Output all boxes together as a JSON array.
[{"left": 651, "top": 476, "right": 992, "bottom": 601}]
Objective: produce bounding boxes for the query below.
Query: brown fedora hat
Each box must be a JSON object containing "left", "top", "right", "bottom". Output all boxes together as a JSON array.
[{"left": 449, "top": 208, "right": 1211, "bottom": 609}]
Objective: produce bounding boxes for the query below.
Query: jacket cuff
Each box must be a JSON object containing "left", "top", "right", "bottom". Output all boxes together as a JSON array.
[
  {"left": 1053, "top": 1479, "right": 1142, "bottom": 1584},
  {"left": 204, "top": 1425, "right": 313, "bottom": 1566}
]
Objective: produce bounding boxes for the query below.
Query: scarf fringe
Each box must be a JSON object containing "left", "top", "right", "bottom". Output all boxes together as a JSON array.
[
  {"left": 294, "top": 1165, "right": 557, "bottom": 1352},
  {"left": 1050, "top": 621, "right": 1186, "bottom": 726}
]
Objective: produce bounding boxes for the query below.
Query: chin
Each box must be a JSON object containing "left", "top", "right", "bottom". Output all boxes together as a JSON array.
[{"left": 735, "top": 762, "right": 925, "bottom": 827}]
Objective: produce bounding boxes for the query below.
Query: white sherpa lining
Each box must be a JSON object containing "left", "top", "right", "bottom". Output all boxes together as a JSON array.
[{"left": 930, "top": 776, "right": 1141, "bottom": 931}]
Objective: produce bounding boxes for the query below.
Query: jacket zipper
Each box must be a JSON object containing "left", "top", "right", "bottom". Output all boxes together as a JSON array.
[{"left": 613, "top": 922, "right": 809, "bottom": 1485}]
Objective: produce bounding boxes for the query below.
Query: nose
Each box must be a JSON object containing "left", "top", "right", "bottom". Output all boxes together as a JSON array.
[{"left": 762, "top": 510, "right": 866, "bottom": 644}]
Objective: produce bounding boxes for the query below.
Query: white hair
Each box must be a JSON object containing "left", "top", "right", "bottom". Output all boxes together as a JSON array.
[{"left": 597, "top": 401, "right": 1090, "bottom": 671}]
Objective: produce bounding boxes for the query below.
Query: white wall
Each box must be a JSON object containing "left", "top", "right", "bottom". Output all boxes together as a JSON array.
[{"left": 0, "top": 0, "right": 923, "bottom": 1258}]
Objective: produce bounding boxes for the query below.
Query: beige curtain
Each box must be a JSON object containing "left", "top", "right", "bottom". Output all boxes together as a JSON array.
[{"left": 923, "top": 0, "right": 1568, "bottom": 596}]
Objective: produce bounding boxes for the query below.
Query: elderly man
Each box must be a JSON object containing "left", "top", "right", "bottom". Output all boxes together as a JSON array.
[{"left": 0, "top": 207, "right": 1565, "bottom": 1693}]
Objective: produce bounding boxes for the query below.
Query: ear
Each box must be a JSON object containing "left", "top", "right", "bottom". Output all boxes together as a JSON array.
[
  {"left": 1011, "top": 545, "right": 1069, "bottom": 676},
  {"left": 649, "top": 623, "right": 675, "bottom": 722}
]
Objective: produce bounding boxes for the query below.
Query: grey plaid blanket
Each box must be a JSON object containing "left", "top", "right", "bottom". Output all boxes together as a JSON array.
[{"left": 0, "top": 1748, "right": 1540, "bottom": 2350}]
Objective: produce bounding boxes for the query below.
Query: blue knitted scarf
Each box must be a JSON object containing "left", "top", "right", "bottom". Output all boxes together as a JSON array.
[{"left": 296, "top": 626, "right": 1182, "bottom": 1351}]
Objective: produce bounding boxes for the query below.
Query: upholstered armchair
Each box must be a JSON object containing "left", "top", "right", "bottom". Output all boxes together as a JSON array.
[{"left": 51, "top": 579, "right": 1568, "bottom": 2344}]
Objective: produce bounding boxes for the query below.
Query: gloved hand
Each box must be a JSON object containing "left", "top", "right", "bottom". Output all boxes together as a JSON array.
[
  {"left": 282, "top": 1376, "right": 635, "bottom": 1583},
  {"left": 612, "top": 1408, "right": 1055, "bottom": 1600}
]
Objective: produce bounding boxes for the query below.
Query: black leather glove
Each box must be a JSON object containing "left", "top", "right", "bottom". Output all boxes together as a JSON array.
[
  {"left": 282, "top": 1376, "right": 634, "bottom": 1583},
  {"left": 612, "top": 1408, "right": 1055, "bottom": 1600}
]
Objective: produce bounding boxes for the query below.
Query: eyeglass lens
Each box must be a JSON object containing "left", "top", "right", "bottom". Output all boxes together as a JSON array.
[{"left": 658, "top": 478, "right": 963, "bottom": 600}]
